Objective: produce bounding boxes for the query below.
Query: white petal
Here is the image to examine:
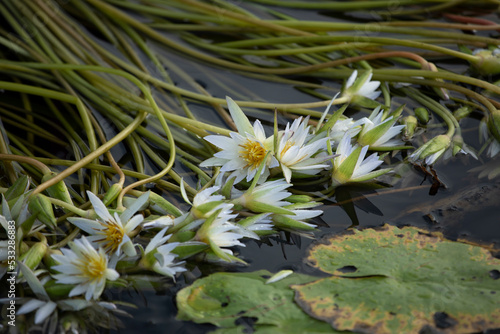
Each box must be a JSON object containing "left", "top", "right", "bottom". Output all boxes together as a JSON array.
[
  {"left": 87, "top": 191, "right": 114, "bottom": 223},
  {"left": 34, "top": 301, "right": 57, "bottom": 324}
]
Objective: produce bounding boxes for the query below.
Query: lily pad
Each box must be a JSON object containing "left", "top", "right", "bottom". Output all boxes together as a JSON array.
[
  {"left": 176, "top": 270, "right": 336, "bottom": 333},
  {"left": 292, "top": 224, "right": 500, "bottom": 334}
]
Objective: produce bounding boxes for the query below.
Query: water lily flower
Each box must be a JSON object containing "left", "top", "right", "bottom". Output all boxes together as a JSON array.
[
  {"left": 51, "top": 237, "right": 119, "bottom": 301},
  {"left": 142, "top": 228, "right": 186, "bottom": 278},
  {"left": 200, "top": 96, "right": 278, "bottom": 183},
  {"left": 341, "top": 70, "right": 381, "bottom": 106},
  {"left": 331, "top": 133, "right": 390, "bottom": 186},
  {"left": 67, "top": 191, "right": 149, "bottom": 256},
  {"left": 276, "top": 116, "right": 329, "bottom": 183},
  {"left": 409, "top": 134, "right": 451, "bottom": 165},
  {"left": 195, "top": 210, "right": 253, "bottom": 262},
  {"left": 233, "top": 179, "right": 294, "bottom": 215},
  {"left": 329, "top": 117, "right": 366, "bottom": 145},
  {"left": 357, "top": 106, "right": 406, "bottom": 148}
]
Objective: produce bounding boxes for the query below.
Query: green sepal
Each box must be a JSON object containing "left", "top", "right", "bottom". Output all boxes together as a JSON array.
[
  {"left": 170, "top": 230, "right": 196, "bottom": 242},
  {"left": 43, "top": 248, "right": 62, "bottom": 270},
  {"left": 221, "top": 176, "right": 236, "bottom": 199},
  {"left": 5, "top": 175, "right": 30, "bottom": 201},
  {"left": 45, "top": 281, "right": 74, "bottom": 299},
  {"left": 244, "top": 201, "right": 295, "bottom": 215},
  {"left": 236, "top": 213, "right": 268, "bottom": 228},
  {"left": 20, "top": 214, "right": 37, "bottom": 236},
  {"left": 209, "top": 239, "right": 247, "bottom": 264},
  {"left": 272, "top": 215, "right": 316, "bottom": 231},
  {"left": 352, "top": 95, "right": 383, "bottom": 109},
  {"left": 28, "top": 194, "right": 57, "bottom": 229},
  {"left": 171, "top": 242, "right": 209, "bottom": 259},
  {"left": 194, "top": 201, "right": 226, "bottom": 218},
  {"left": 332, "top": 146, "right": 362, "bottom": 183},
  {"left": 102, "top": 183, "right": 122, "bottom": 206},
  {"left": 41, "top": 172, "right": 73, "bottom": 206},
  {"left": 318, "top": 103, "right": 348, "bottom": 134},
  {"left": 149, "top": 192, "right": 183, "bottom": 217},
  {"left": 19, "top": 241, "right": 48, "bottom": 271},
  {"left": 350, "top": 168, "right": 392, "bottom": 183},
  {"left": 487, "top": 109, "right": 500, "bottom": 143}
]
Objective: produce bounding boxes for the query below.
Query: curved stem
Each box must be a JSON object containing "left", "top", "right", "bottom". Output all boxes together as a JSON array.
[
  {"left": 31, "top": 111, "right": 147, "bottom": 197},
  {"left": 0, "top": 153, "right": 52, "bottom": 174}
]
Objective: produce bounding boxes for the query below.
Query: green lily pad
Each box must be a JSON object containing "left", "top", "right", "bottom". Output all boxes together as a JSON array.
[
  {"left": 292, "top": 224, "right": 500, "bottom": 334},
  {"left": 176, "top": 270, "right": 336, "bottom": 333}
]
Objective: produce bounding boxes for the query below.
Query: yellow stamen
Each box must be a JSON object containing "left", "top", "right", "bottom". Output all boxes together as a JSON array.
[
  {"left": 79, "top": 253, "right": 107, "bottom": 281},
  {"left": 94, "top": 220, "right": 125, "bottom": 254},
  {"left": 239, "top": 140, "right": 267, "bottom": 169}
]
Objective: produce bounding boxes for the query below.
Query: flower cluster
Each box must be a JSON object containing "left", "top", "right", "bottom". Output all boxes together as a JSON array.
[{"left": 201, "top": 93, "right": 404, "bottom": 186}]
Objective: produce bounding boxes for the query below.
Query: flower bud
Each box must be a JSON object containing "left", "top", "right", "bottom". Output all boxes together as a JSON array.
[
  {"left": 28, "top": 194, "right": 56, "bottom": 229},
  {"left": 453, "top": 106, "right": 473, "bottom": 121},
  {"left": 285, "top": 194, "right": 314, "bottom": 204},
  {"left": 41, "top": 172, "right": 72, "bottom": 206},
  {"left": 414, "top": 107, "right": 429, "bottom": 124},
  {"left": 410, "top": 134, "right": 451, "bottom": 165},
  {"left": 19, "top": 242, "right": 48, "bottom": 271},
  {"left": 470, "top": 48, "right": 500, "bottom": 75},
  {"left": 401, "top": 116, "right": 417, "bottom": 140}
]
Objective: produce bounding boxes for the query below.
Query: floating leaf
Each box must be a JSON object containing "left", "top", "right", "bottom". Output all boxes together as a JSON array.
[
  {"left": 176, "top": 270, "right": 335, "bottom": 333},
  {"left": 292, "top": 224, "right": 500, "bottom": 334}
]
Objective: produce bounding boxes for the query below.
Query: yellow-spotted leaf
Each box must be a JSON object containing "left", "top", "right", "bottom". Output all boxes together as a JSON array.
[
  {"left": 176, "top": 270, "right": 335, "bottom": 333},
  {"left": 292, "top": 224, "right": 500, "bottom": 334}
]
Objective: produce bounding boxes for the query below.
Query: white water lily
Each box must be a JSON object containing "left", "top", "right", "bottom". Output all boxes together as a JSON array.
[
  {"left": 357, "top": 107, "right": 405, "bottom": 148},
  {"left": 329, "top": 117, "right": 366, "bottom": 144},
  {"left": 196, "top": 214, "right": 250, "bottom": 258},
  {"left": 341, "top": 70, "right": 381, "bottom": 102},
  {"left": 143, "top": 228, "right": 186, "bottom": 278},
  {"left": 409, "top": 134, "right": 451, "bottom": 165},
  {"left": 200, "top": 97, "right": 278, "bottom": 183},
  {"left": 67, "top": 191, "right": 148, "bottom": 256},
  {"left": 276, "top": 116, "right": 329, "bottom": 183},
  {"left": 51, "top": 237, "right": 119, "bottom": 301},
  {"left": 236, "top": 179, "right": 292, "bottom": 212},
  {"left": 331, "top": 133, "right": 389, "bottom": 186}
]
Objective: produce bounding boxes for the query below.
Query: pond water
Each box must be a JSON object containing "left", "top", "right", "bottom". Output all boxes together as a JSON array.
[{"left": 1, "top": 1, "right": 500, "bottom": 333}]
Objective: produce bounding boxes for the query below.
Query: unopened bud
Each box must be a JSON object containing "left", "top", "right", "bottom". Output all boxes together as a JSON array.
[
  {"left": 41, "top": 172, "right": 72, "bottom": 206},
  {"left": 414, "top": 107, "right": 429, "bottom": 124},
  {"left": 402, "top": 116, "right": 417, "bottom": 140},
  {"left": 28, "top": 194, "right": 56, "bottom": 229}
]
